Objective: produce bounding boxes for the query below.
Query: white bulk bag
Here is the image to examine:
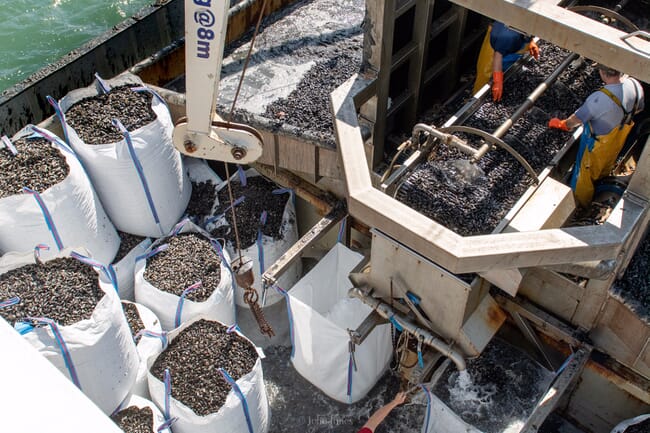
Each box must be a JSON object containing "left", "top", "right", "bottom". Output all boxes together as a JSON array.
[
  {"left": 288, "top": 243, "right": 392, "bottom": 403},
  {"left": 113, "top": 394, "right": 169, "bottom": 432},
  {"left": 121, "top": 301, "right": 164, "bottom": 400},
  {"left": 147, "top": 316, "right": 269, "bottom": 433},
  {"left": 2, "top": 248, "right": 139, "bottom": 415},
  {"left": 134, "top": 220, "right": 235, "bottom": 331},
  {"left": 104, "top": 236, "right": 152, "bottom": 301},
  {"left": 610, "top": 414, "right": 650, "bottom": 433},
  {"left": 0, "top": 126, "right": 119, "bottom": 264},
  {"left": 210, "top": 168, "right": 301, "bottom": 307},
  {"left": 420, "top": 387, "right": 483, "bottom": 433},
  {"left": 55, "top": 73, "right": 191, "bottom": 237}
]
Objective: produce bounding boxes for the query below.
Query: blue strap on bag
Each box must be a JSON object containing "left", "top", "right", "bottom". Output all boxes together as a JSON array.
[{"left": 218, "top": 368, "right": 255, "bottom": 433}]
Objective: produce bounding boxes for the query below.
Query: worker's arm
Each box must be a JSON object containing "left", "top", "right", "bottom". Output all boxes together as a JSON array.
[
  {"left": 528, "top": 39, "right": 539, "bottom": 59},
  {"left": 492, "top": 52, "right": 504, "bottom": 101},
  {"left": 565, "top": 113, "right": 582, "bottom": 129},
  {"left": 360, "top": 392, "right": 407, "bottom": 432},
  {"left": 548, "top": 113, "right": 582, "bottom": 131}
]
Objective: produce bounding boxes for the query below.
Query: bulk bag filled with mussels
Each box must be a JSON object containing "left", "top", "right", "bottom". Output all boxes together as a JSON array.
[
  {"left": 121, "top": 300, "right": 164, "bottom": 400},
  {"left": 51, "top": 72, "right": 191, "bottom": 238},
  {"left": 0, "top": 248, "right": 139, "bottom": 414},
  {"left": 183, "top": 157, "right": 223, "bottom": 225},
  {"left": 134, "top": 220, "right": 235, "bottom": 331},
  {"left": 0, "top": 126, "right": 119, "bottom": 264},
  {"left": 147, "top": 317, "right": 269, "bottom": 433},
  {"left": 111, "top": 392, "right": 170, "bottom": 433},
  {"left": 208, "top": 168, "right": 300, "bottom": 307},
  {"left": 106, "top": 232, "right": 152, "bottom": 301}
]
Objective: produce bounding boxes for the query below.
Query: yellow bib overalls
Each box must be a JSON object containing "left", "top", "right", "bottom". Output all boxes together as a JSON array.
[{"left": 571, "top": 88, "right": 637, "bottom": 207}]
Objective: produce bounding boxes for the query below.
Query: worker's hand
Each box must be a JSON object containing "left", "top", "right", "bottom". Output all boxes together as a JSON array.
[
  {"left": 548, "top": 117, "right": 569, "bottom": 131},
  {"left": 492, "top": 72, "right": 503, "bottom": 102},
  {"left": 528, "top": 40, "right": 540, "bottom": 60},
  {"left": 392, "top": 392, "right": 408, "bottom": 406}
]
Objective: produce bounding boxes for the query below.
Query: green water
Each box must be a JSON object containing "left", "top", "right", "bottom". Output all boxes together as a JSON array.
[{"left": 0, "top": 0, "right": 152, "bottom": 93}]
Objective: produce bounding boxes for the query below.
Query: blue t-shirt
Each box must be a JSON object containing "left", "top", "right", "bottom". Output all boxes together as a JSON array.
[
  {"left": 575, "top": 78, "right": 645, "bottom": 136},
  {"left": 490, "top": 21, "right": 528, "bottom": 55}
]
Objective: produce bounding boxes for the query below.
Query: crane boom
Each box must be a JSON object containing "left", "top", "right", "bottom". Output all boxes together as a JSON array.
[{"left": 172, "top": 0, "right": 264, "bottom": 163}]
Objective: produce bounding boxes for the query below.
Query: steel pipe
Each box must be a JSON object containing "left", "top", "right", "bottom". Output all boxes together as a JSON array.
[
  {"left": 349, "top": 287, "right": 467, "bottom": 371},
  {"left": 412, "top": 123, "right": 478, "bottom": 157},
  {"left": 544, "top": 259, "right": 616, "bottom": 280},
  {"left": 472, "top": 51, "right": 580, "bottom": 162}
]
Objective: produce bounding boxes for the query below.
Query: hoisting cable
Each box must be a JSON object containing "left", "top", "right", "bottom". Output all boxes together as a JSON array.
[
  {"left": 226, "top": 0, "right": 269, "bottom": 125},
  {"left": 224, "top": 0, "right": 270, "bottom": 262},
  {"left": 221, "top": 0, "right": 275, "bottom": 337}
]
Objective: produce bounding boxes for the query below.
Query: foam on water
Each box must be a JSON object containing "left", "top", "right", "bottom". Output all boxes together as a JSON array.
[
  {"left": 432, "top": 338, "right": 555, "bottom": 433},
  {"left": 448, "top": 370, "right": 497, "bottom": 419}
]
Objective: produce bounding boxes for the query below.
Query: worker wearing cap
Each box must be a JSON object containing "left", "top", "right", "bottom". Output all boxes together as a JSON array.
[
  {"left": 548, "top": 65, "right": 644, "bottom": 207},
  {"left": 473, "top": 21, "right": 540, "bottom": 101}
]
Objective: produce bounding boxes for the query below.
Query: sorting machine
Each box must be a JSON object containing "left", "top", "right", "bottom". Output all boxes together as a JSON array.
[
  {"left": 11, "top": 0, "right": 648, "bottom": 431},
  {"left": 252, "top": 1, "right": 650, "bottom": 431}
]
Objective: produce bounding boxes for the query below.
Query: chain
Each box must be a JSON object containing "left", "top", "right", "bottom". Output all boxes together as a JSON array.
[{"left": 243, "top": 286, "right": 275, "bottom": 337}]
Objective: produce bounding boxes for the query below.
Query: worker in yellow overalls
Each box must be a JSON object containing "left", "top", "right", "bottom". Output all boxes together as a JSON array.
[
  {"left": 548, "top": 65, "right": 645, "bottom": 207},
  {"left": 473, "top": 21, "right": 539, "bottom": 101}
]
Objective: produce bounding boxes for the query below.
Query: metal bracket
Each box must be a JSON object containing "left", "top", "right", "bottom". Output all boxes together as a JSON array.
[
  {"left": 520, "top": 347, "right": 591, "bottom": 433},
  {"left": 349, "top": 311, "right": 388, "bottom": 345},
  {"left": 262, "top": 204, "right": 347, "bottom": 287},
  {"left": 512, "top": 311, "right": 558, "bottom": 371}
]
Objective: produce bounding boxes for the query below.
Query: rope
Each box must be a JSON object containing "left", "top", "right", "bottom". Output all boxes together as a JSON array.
[
  {"left": 226, "top": 0, "right": 269, "bottom": 124},
  {"left": 224, "top": 163, "right": 244, "bottom": 263},
  {"left": 221, "top": 0, "right": 270, "bottom": 264}
]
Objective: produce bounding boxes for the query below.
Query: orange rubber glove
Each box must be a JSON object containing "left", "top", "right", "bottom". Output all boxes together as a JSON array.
[
  {"left": 492, "top": 71, "right": 503, "bottom": 101},
  {"left": 548, "top": 118, "right": 569, "bottom": 131},
  {"left": 528, "top": 40, "right": 540, "bottom": 60}
]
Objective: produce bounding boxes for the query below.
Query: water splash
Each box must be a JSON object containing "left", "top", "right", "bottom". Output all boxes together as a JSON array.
[
  {"left": 447, "top": 369, "right": 497, "bottom": 419},
  {"left": 447, "top": 159, "right": 487, "bottom": 185}
]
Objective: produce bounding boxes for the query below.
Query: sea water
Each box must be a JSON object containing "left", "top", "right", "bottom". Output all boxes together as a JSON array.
[{"left": 0, "top": 0, "right": 152, "bottom": 93}]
